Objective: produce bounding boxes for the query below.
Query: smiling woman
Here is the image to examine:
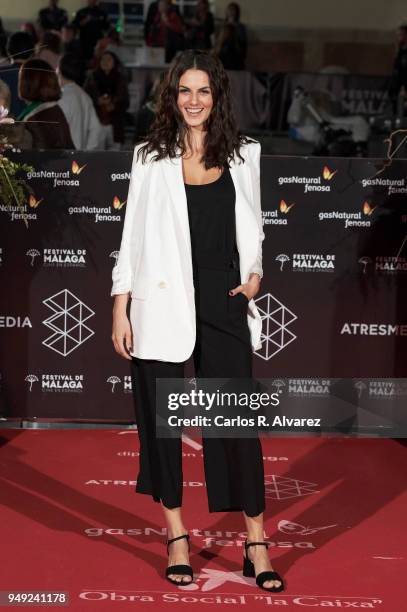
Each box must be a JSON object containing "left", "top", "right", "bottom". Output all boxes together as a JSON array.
[
  {"left": 177, "top": 69, "right": 227, "bottom": 185},
  {"left": 134, "top": 48, "right": 251, "bottom": 172},
  {"left": 111, "top": 49, "right": 283, "bottom": 593}
]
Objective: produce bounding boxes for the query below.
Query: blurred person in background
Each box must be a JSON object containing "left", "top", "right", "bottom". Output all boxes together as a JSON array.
[
  {"left": 20, "top": 23, "right": 39, "bottom": 46},
  {"left": 222, "top": 2, "right": 247, "bottom": 68},
  {"left": 145, "top": 0, "right": 185, "bottom": 63},
  {"left": 0, "top": 78, "right": 11, "bottom": 111},
  {"left": 133, "top": 71, "right": 166, "bottom": 142},
  {"left": 389, "top": 24, "right": 407, "bottom": 114},
  {"left": 144, "top": 0, "right": 159, "bottom": 43},
  {"left": 58, "top": 52, "right": 103, "bottom": 150},
  {"left": 38, "top": 0, "right": 68, "bottom": 32},
  {"left": 0, "top": 32, "right": 34, "bottom": 116},
  {"left": 35, "top": 30, "right": 62, "bottom": 70},
  {"left": 144, "top": 1, "right": 181, "bottom": 44},
  {"left": 287, "top": 86, "right": 370, "bottom": 156},
  {"left": 6, "top": 31, "right": 34, "bottom": 65},
  {"left": 61, "top": 24, "right": 86, "bottom": 84},
  {"left": 0, "top": 79, "right": 15, "bottom": 143},
  {"left": 184, "top": 0, "right": 214, "bottom": 50},
  {"left": 214, "top": 22, "right": 243, "bottom": 70},
  {"left": 14, "top": 58, "right": 74, "bottom": 149},
  {"left": 93, "top": 25, "right": 121, "bottom": 64},
  {"left": 0, "top": 18, "right": 7, "bottom": 59},
  {"left": 84, "top": 50, "right": 129, "bottom": 149},
  {"left": 61, "top": 24, "right": 82, "bottom": 57},
  {"left": 72, "top": 0, "right": 110, "bottom": 63}
]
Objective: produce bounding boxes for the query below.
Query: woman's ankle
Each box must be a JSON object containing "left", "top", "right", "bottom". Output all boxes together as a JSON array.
[
  {"left": 167, "top": 527, "right": 188, "bottom": 540},
  {"left": 246, "top": 533, "right": 265, "bottom": 544}
]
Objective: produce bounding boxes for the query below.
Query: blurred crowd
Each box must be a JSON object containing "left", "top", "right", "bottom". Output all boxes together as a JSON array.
[
  {"left": 1, "top": 0, "right": 405, "bottom": 157},
  {"left": 286, "top": 23, "right": 407, "bottom": 157},
  {"left": 0, "top": 0, "right": 248, "bottom": 151}
]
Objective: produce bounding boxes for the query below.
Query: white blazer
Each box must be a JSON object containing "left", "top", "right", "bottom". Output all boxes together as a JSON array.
[{"left": 111, "top": 139, "right": 265, "bottom": 362}]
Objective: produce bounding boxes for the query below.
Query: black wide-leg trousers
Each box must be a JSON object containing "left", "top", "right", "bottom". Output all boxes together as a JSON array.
[{"left": 129, "top": 251, "right": 265, "bottom": 517}]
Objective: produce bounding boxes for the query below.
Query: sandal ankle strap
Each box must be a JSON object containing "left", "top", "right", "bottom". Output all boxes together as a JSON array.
[
  {"left": 245, "top": 540, "right": 269, "bottom": 550},
  {"left": 166, "top": 533, "right": 190, "bottom": 554}
]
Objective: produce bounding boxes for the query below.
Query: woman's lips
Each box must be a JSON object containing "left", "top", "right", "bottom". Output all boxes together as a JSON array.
[{"left": 185, "top": 107, "right": 204, "bottom": 115}]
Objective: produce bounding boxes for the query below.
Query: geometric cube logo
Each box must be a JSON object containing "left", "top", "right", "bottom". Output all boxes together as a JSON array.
[
  {"left": 42, "top": 289, "right": 95, "bottom": 356},
  {"left": 264, "top": 474, "right": 319, "bottom": 499},
  {"left": 254, "top": 292, "right": 298, "bottom": 361}
]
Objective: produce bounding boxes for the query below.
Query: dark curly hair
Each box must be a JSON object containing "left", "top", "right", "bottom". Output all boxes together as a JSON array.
[{"left": 136, "top": 49, "right": 253, "bottom": 169}]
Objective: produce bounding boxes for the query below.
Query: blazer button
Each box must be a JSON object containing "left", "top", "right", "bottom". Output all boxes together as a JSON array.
[{"left": 158, "top": 280, "right": 166, "bottom": 288}]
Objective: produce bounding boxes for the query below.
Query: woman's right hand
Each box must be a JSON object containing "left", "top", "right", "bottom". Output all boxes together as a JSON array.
[{"left": 112, "top": 295, "right": 133, "bottom": 360}]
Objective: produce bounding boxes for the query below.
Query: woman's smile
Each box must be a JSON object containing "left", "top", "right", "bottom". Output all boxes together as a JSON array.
[
  {"left": 185, "top": 107, "right": 204, "bottom": 114},
  {"left": 177, "top": 69, "right": 214, "bottom": 127}
]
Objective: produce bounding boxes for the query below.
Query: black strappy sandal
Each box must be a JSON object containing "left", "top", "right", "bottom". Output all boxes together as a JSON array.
[
  {"left": 243, "top": 539, "right": 284, "bottom": 592},
  {"left": 165, "top": 533, "right": 194, "bottom": 585}
]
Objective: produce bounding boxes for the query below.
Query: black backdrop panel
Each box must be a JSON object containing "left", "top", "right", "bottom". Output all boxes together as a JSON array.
[{"left": 0, "top": 151, "right": 406, "bottom": 421}]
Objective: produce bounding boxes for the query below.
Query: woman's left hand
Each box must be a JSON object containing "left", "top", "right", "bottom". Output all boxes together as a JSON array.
[{"left": 229, "top": 273, "right": 261, "bottom": 301}]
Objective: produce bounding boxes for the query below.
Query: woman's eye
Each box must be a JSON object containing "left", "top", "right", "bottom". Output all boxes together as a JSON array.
[{"left": 179, "top": 89, "right": 210, "bottom": 95}]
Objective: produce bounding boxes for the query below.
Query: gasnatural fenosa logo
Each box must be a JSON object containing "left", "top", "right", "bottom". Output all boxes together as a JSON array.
[
  {"left": 26, "top": 160, "right": 86, "bottom": 188},
  {"left": 277, "top": 165, "right": 337, "bottom": 193},
  {"left": 262, "top": 200, "right": 295, "bottom": 226},
  {"left": 318, "top": 200, "right": 378, "bottom": 228}
]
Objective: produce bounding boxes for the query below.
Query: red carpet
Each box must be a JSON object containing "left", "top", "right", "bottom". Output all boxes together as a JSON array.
[{"left": 0, "top": 430, "right": 405, "bottom": 610}]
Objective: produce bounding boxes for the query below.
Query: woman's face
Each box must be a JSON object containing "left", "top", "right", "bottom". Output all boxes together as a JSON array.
[
  {"left": 61, "top": 26, "right": 74, "bottom": 43},
  {"left": 226, "top": 4, "right": 238, "bottom": 21},
  {"left": 177, "top": 69, "right": 213, "bottom": 129},
  {"left": 100, "top": 53, "right": 114, "bottom": 73},
  {"left": 197, "top": 0, "right": 208, "bottom": 12},
  {"left": 158, "top": 0, "right": 169, "bottom": 14}
]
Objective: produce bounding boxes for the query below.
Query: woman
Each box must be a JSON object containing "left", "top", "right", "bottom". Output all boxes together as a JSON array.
[
  {"left": 132, "top": 71, "right": 166, "bottom": 142},
  {"left": 145, "top": 0, "right": 185, "bottom": 63},
  {"left": 184, "top": 0, "right": 214, "bottom": 50},
  {"left": 35, "top": 30, "right": 62, "bottom": 70},
  {"left": 20, "top": 22, "right": 39, "bottom": 46},
  {"left": 84, "top": 51, "right": 129, "bottom": 149},
  {"left": 213, "top": 23, "right": 243, "bottom": 70},
  {"left": 0, "top": 79, "right": 11, "bottom": 113},
  {"left": 0, "top": 79, "right": 14, "bottom": 143},
  {"left": 15, "top": 58, "right": 74, "bottom": 149},
  {"left": 214, "top": 2, "right": 247, "bottom": 70},
  {"left": 93, "top": 25, "right": 121, "bottom": 65},
  {"left": 111, "top": 49, "right": 284, "bottom": 593}
]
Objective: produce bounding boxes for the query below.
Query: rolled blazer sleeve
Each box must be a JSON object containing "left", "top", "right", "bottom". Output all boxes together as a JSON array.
[
  {"left": 247, "top": 141, "right": 265, "bottom": 280},
  {"left": 111, "top": 144, "right": 146, "bottom": 296}
]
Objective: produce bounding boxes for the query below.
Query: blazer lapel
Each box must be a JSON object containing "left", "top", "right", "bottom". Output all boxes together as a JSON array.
[
  {"left": 160, "top": 150, "right": 195, "bottom": 296},
  {"left": 229, "top": 150, "right": 259, "bottom": 284},
  {"left": 161, "top": 151, "right": 192, "bottom": 259}
]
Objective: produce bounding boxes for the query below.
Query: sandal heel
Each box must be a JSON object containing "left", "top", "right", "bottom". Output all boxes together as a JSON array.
[
  {"left": 242, "top": 555, "right": 255, "bottom": 577},
  {"left": 243, "top": 538, "right": 285, "bottom": 592}
]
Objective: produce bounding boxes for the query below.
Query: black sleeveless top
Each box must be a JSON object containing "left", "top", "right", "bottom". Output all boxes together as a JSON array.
[{"left": 184, "top": 166, "right": 238, "bottom": 261}]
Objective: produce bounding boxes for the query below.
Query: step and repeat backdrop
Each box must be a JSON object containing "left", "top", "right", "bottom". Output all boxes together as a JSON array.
[{"left": 0, "top": 150, "right": 406, "bottom": 428}]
